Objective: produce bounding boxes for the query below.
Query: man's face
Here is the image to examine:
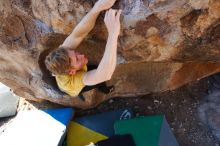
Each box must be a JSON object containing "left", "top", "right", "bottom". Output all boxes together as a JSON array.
[{"left": 67, "top": 50, "right": 88, "bottom": 74}]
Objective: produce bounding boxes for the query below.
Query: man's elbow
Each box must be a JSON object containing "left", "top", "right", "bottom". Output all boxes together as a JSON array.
[
  {"left": 98, "top": 72, "right": 112, "bottom": 82},
  {"left": 105, "top": 72, "right": 114, "bottom": 81},
  {"left": 105, "top": 76, "right": 112, "bottom": 81}
]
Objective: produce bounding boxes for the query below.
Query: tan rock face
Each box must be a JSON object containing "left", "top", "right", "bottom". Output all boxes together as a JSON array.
[{"left": 0, "top": 0, "right": 220, "bottom": 109}]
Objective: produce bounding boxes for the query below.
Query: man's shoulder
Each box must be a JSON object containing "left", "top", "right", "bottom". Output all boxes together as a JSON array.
[{"left": 55, "top": 71, "right": 87, "bottom": 97}]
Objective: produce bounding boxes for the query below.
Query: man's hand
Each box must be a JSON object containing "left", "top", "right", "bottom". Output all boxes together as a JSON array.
[
  {"left": 61, "top": 0, "right": 117, "bottom": 49},
  {"left": 104, "top": 9, "right": 122, "bottom": 36},
  {"left": 95, "top": 0, "right": 117, "bottom": 11}
]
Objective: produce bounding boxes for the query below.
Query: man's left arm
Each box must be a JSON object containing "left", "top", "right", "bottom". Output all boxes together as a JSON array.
[
  {"left": 61, "top": 0, "right": 117, "bottom": 49},
  {"left": 83, "top": 9, "right": 121, "bottom": 86}
]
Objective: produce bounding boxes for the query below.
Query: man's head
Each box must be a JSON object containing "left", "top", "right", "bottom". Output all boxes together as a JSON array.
[{"left": 45, "top": 47, "right": 88, "bottom": 75}]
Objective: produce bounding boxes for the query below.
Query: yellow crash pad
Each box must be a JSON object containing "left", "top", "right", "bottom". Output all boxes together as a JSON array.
[{"left": 67, "top": 121, "right": 107, "bottom": 146}]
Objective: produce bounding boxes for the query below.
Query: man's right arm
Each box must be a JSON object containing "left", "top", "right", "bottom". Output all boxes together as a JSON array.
[
  {"left": 61, "top": 0, "right": 117, "bottom": 50},
  {"left": 83, "top": 9, "right": 121, "bottom": 86}
]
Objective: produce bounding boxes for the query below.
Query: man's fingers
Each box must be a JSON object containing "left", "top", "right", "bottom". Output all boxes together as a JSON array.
[
  {"left": 112, "top": 9, "right": 117, "bottom": 16},
  {"left": 105, "top": 9, "right": 121, "bottom": 23},
  {"left": 116, "top": 10, "right": 122, "bottom": 20},
  {"left": 104, "top": 10, "right": 109, "bottom": 21},
  {"left": 109, "top": 9, "right": 117, "bottom": 16}
]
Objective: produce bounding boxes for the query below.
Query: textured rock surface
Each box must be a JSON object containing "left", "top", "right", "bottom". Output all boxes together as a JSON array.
[{"left": 0, "top": 0, "right": 220, "bottom": 108}]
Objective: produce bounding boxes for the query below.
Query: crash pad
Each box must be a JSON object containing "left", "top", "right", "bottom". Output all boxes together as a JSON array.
[
  {"left": 67, "top": 109, "right": 133, "bottom": 146},
  {"left": 0, "top": 83, "right": 19, "bottom": 118},
  {"left": 114, "top": 115, "right": 179, "bottom": 146},
  {"left": 0, "top": 108, "right": 74, "bottom": 146}
]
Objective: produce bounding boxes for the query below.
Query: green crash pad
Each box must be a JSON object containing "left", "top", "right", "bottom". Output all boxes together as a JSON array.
[{"left": 114, "top": 115, "right": 179, "bottom": 146}]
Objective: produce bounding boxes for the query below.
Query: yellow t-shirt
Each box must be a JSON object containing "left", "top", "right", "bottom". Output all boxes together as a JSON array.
[{"left": 55, "top": 65, "right": 87, "bottom": 97}]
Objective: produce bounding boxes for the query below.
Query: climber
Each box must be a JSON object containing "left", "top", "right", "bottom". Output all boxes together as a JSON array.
[{"left": 45, "top": 0, "right": 121, "bottom": 100}]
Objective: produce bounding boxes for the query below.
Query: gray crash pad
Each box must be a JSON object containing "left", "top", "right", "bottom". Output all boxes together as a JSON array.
[{"left": 0, "top": 83, "right": 19, "bottom": 118}]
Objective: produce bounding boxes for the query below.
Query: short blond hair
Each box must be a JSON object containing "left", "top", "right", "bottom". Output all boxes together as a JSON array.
[{"left": 45, "top": 47, "right": 71, "bottom": 75}]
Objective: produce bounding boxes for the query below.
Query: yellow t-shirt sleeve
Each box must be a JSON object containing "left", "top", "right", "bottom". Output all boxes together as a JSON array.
[{"left": 55, "top": 66, "right": 87, "bottom": 97}]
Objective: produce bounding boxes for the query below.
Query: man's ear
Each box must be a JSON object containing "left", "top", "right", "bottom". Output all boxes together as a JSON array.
[{"left": 68, "top": 69, "right": 76, "bottom": 75}]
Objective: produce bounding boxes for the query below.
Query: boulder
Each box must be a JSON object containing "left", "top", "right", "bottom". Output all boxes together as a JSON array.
[{"left": 0, "top": 0, "right": 220, "bottom": 109}]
